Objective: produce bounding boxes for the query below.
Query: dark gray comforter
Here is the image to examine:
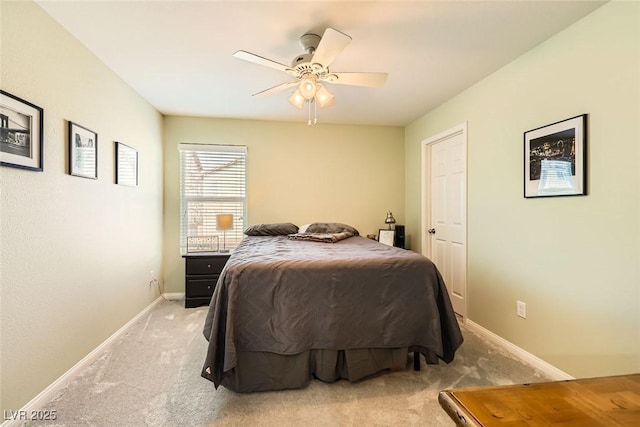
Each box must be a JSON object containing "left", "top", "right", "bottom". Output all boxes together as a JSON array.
[{"left": 202, "top": 235, "right": 463, "bottom": 389}]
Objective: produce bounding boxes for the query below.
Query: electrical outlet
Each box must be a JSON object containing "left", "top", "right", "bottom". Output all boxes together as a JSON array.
[
  {"left": 149, "top": 270, "right": 158, "bottom": 287},
  {"left": 517, "top": 300, "right": 527, "bottom": 319}
]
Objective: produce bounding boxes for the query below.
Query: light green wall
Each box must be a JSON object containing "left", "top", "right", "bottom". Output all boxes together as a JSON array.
[
  {"left": 162, "top": 117, "right": 405, "bottom": 293},
  {"left": 405, "top": 0, "right": 640, "bottom": 378},
  {"left": 0, "top": 1, "right": 164, "bottom": 414}
]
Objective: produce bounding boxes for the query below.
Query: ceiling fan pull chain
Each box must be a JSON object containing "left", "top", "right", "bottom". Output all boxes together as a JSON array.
[
  {"left": 307, "top": 100, "right": 312, "bottom": 126},
  {"left": 314, "top": 99, "right": 318, "bottom": 125}
]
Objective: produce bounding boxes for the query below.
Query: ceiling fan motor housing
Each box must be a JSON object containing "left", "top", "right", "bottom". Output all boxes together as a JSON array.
[
  {"left": 290, "top": 33, "right": 324, "bottom": 75},
  {"left": 292, "top": 53, "right": 313, "bottom": 68},
  {"left": 300, "top": 33, "right": 321, "bottom": 53},
  {"left": 291, "top": 53, "right": 324, "bottom": 75}
]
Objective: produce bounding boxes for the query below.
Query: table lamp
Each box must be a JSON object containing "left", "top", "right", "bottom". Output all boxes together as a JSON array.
[
  {"left": 216, "top": 214, "right": 234, "bottom": 253},
  {"left": 385, "top": 211, "right": 396, "bottom": 229}
]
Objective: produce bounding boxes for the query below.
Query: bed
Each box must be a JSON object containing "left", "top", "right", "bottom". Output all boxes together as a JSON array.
[{"left": 201, "top": 223, "right": 463, "bottom": 392}]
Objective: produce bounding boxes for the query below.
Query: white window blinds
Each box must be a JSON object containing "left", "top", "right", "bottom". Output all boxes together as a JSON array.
[{"left": 179, "top": 144, "right": 247, "bottom": 253}]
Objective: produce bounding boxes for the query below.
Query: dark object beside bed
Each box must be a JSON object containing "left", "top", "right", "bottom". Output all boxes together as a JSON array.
[{"left": 201, "top": 234, "right": 463, "bottom": 392}]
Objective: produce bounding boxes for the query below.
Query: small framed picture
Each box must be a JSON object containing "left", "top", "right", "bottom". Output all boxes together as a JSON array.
[
  {"left": 378, "top": 229, "right": 395, "bottom": 246},
  {"left": 69, "top": 121, "right": 97, "bottom": 179},
  {"left": 0, "top": 90, "right": 44, "bottom": 171},
  {"left": 115, "top": 142, "right": 138, "bottom": 186},
  {"left": 524, "top": 114, "right": 587, "bottom": 198},
  {"left": 187, "top": 236, "right": 219, "bottom": 253}
]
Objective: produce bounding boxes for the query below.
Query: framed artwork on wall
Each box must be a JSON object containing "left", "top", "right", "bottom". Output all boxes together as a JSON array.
[
  {"left": 524, "top": 114, "right": 587, "bottom": 198},
  {"left": 378, "top": 229, "right": 395, "bottom": 246},
  {"left": 115, "top": 141, "right": 138, "bottom": 186},
  {"left": 68, "top": 121, "right": 97, "bottom": 179},
  {"left": 0, "top": 90, "right": 44, "bottom": 171}
]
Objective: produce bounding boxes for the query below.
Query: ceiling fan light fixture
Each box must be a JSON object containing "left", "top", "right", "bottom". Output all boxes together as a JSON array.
[
  {"left": 298, "top": 77, "right": 317, "bottom": 100},
  {"left": 288, "top": 90, "right": 305, "bottom": 109},
  {"left": 315, "top": 84, "right": 335, "bottom": 108}
]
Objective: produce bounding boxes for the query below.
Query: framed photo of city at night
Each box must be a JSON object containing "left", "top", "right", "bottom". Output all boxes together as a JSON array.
[
  {"left": 0, "top": 90, "right": 44, "bottom": 171},
  {"left": 524, "top": 114, "right": 587, "bottom": 198}
]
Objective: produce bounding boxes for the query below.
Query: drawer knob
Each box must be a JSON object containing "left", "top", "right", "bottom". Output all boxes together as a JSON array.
[{"left": 207, "top": 264, "right": 211, "bottom": 268}]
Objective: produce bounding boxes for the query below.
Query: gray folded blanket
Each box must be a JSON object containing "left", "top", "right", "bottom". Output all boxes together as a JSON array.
[{"left": 287, "top": 231, "right": 354, "bottom": 243}]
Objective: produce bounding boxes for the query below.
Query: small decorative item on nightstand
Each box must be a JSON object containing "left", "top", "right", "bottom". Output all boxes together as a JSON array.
[
  {"left": 394, "top": 225, "right": 405, "bottom": 249},
  {"left": 378, "top": 229, "right": 395, "bottom": 246},
  {"left": 187, "top": 236, "right": 219, "bottom": 253},
  {"left": 384, "top": 211, "right": 396, "bottom": 229}
]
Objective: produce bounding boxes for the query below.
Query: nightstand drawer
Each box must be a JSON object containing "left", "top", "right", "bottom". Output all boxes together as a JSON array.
[
  {"left": 186, "top": 257, "right": 228, "bottom": 275},
  {"left": 186, "top": 276, "right": 219, "bottom": 298}
]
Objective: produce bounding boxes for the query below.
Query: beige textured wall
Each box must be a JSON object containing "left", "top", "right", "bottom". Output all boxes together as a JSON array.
[
  {"left": 405, "top": 1, "right": 640, "bottom": 378},
  {"left": 163, "top": 117, "right": 404, "bottom": 293},
  {"left": 0, "top": 1, "right": 163, "bottom": 413}
]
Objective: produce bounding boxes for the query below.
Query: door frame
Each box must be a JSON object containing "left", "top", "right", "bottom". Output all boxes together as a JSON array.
[{"left": 421, "top": 122, "right": 468, "bottom": 317}]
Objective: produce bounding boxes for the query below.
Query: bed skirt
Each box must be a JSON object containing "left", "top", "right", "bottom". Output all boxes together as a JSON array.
[{"left": 217, "top": 347, "right": 411, "bottom": 392}]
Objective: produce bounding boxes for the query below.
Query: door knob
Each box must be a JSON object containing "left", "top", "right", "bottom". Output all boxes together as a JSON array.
[{"left": 427, "top": 228, "right": 436, "bottom": 234}]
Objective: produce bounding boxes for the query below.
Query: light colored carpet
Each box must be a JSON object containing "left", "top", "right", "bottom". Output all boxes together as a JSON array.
[{"left": 26, "top": 299, "right": 550, "bottom": 426}]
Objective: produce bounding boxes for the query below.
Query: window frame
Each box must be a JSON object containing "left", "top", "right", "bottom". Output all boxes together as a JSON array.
[{"left": 178, "top": 143, "right": 247, "bottom": 254}]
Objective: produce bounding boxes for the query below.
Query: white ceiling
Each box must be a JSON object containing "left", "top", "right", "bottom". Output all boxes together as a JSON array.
[{"left": 36, "top": 0, "right": 606, "bottom": 127}]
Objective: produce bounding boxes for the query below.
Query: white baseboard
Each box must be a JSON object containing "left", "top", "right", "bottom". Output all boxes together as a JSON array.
[
  {"left": 1, "top": 296, "right": 165, "bottom": 427},
  {"left": 163, "top": 292, "right": 184, "bottom": 301},
  {"left": 465, "top": 319, "right": 574, "bottom": 381}
]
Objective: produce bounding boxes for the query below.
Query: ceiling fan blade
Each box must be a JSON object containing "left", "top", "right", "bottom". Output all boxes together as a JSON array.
[
  {"left": 233, "top": 50, "right": 291, "bottom": 74},
  {"left": 311, "top": 28, "right": 352, "bottom": 67},
  {"left": 252, "top": 81, "right": 298, "bottom": 97},
  {"left": 323, "top": 72, "right": 388, "bottom": 87}
]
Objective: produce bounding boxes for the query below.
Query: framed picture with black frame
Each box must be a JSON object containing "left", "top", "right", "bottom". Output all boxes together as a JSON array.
[
  {"left": 69, "top": 121, "right": 97, "bottom": 179},
  {"left": 378, "top": 229, "right": 395, "bottom": 246},
  {"left": 524, "top": 114, "right": 587, "bottom": 198},
  {"left": 115, "top": 141, "right": 138, "bottom": 186},
  {"left": 0, "top": 90, "right": 44, "bottom": 171}
]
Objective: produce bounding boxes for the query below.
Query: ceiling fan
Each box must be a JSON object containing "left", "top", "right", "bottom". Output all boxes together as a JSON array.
[{"left": 233, "top": 27, "right": 387, "bottom": 122}]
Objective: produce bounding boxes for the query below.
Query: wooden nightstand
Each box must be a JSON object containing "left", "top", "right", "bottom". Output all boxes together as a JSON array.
[{"left": 182, "top": 253, "right": 230, "bottom": 308}]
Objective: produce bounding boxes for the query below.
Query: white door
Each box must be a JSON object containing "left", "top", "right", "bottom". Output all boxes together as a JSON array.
[{"left": 422, "top": 124, "right": 467, "bottom": 317}]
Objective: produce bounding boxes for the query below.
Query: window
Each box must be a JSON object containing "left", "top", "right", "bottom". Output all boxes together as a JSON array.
[{"left": 179, "top": 144, "right": 247, "bottom": 253}]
